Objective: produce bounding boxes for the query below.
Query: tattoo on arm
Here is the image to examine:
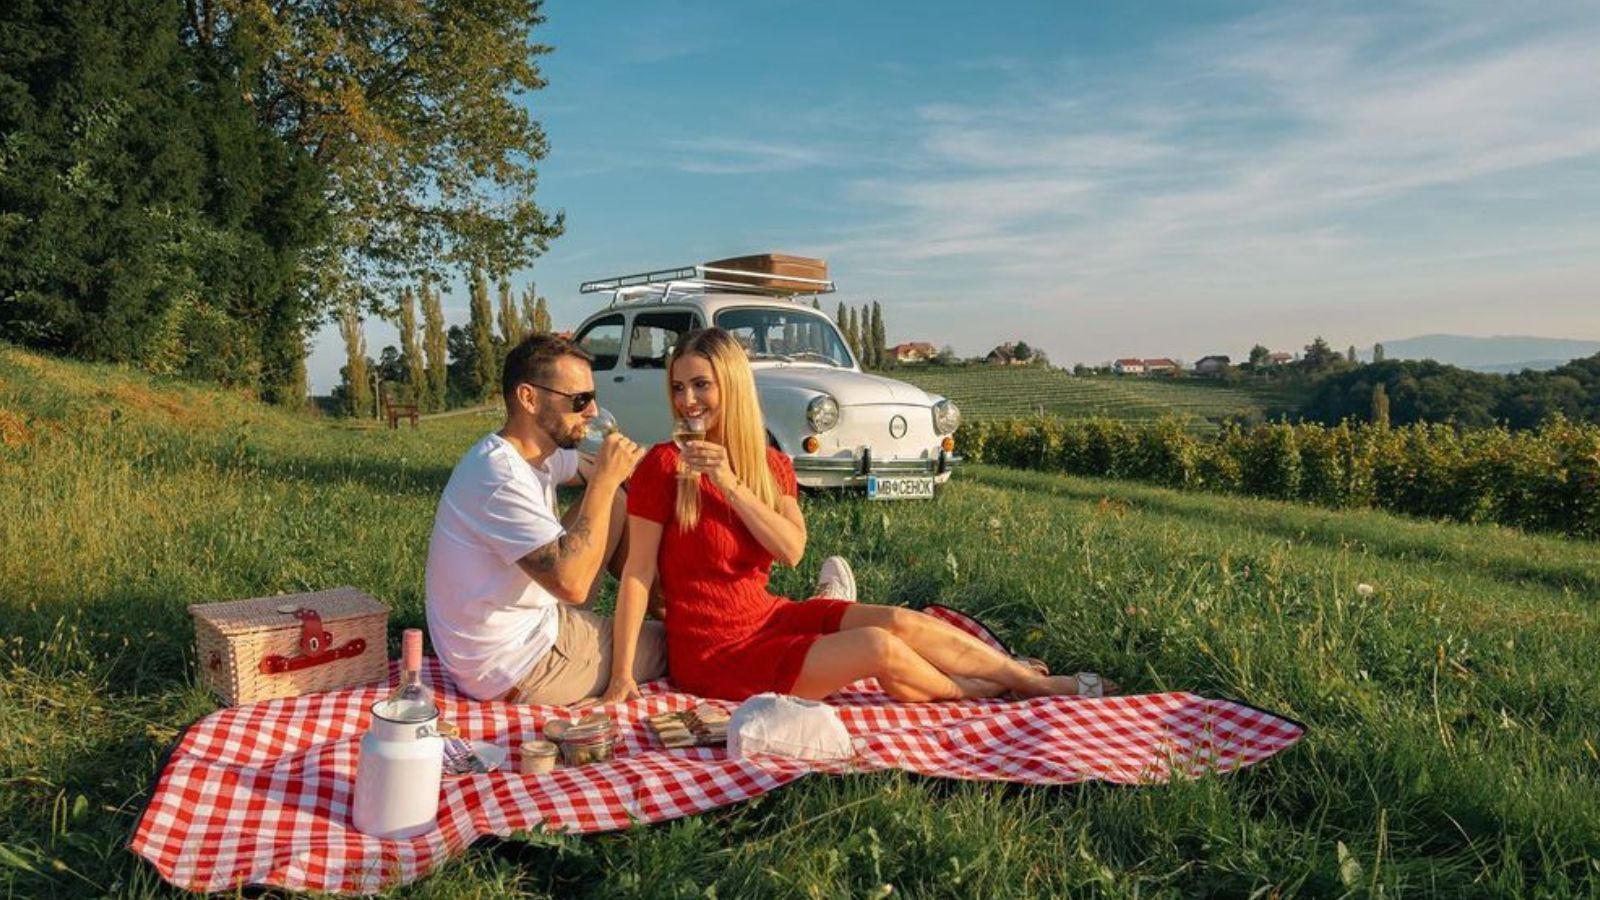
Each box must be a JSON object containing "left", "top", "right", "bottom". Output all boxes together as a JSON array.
[{"left": 525, "top": 514, "right": 594, "bottom": 573}]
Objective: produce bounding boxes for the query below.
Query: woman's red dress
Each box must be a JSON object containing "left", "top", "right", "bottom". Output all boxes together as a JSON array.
[{"left": 626, "top": 443, "right": 851, "bottom": 700}]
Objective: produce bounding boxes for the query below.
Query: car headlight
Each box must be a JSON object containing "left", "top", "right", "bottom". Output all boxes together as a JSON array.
[
  {"left": 806, "top": 395, "right": 840, "bottom": 433},
  {"left": 933, "top": 399, "right": 961, "bottom": 435}
]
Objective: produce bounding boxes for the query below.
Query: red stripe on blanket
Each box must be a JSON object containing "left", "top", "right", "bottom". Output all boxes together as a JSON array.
[{"left": 130, "top": 607, "right": 1304, "bottom": 893}]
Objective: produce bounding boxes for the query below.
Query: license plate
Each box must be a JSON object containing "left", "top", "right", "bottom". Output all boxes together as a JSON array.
[{"left": 866, "top": 475, "right": 935, "bottom": 500}]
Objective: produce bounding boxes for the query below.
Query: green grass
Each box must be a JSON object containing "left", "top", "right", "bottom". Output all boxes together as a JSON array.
[
  {"left": 896, "top": 365, "right": 1293, "bottom": 428},
  {"left": 3, "top": 343, "right": 1598, "bottom": 897}
]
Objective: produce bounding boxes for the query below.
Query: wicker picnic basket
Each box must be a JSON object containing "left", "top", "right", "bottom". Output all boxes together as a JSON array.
[
  {"left": 704, "top": 253, "right": 829, "bottom": 293},
  {"left": 189, "top": 587, "right": 390, "bottom": 706}
]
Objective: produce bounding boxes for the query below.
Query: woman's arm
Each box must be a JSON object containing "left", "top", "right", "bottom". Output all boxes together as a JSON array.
[
  {"left": 597, "top": 514, "right": 663, "bottom": 704},
  {"left": 682, "top": 441, "right": 806, "bottom": 566}
]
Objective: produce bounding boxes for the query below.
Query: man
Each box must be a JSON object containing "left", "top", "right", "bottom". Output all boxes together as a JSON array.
[{"left": 424, "top": 333, "right": 663, "bottom": 705}]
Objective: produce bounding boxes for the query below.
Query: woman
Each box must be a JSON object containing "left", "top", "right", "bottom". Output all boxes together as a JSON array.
[{"left": 601, "top": 328, "right": 1117, "bottom": 704}]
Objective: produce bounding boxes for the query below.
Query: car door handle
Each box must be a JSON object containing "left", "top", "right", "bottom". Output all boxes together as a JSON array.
[{"left": 613, "top": 375, "right": 626, "bottom": 383}]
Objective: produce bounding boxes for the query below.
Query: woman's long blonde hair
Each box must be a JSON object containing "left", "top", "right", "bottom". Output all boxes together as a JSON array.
[{"left": 668, "top": 328, "right": 780, "bottom": 530}]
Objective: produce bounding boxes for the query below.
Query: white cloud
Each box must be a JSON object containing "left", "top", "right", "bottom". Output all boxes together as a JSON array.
[{"left": 665, "top": 137, "right": 833, "bottom": 174}]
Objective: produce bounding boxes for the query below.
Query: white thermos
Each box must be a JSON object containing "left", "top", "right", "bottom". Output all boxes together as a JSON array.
[{"left": 351, "top": 631, "right": 443, "bottom": 839}]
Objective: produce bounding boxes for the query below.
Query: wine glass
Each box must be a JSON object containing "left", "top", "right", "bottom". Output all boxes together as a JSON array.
[
  {"left": 672, "top": 415, "right": 706, "bottom": 480},
  {"left": 577, "top": 407, "right": 620, "bottom": 464}
]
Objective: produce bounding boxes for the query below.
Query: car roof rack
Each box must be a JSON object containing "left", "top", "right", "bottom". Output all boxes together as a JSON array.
[{"left": 580, "top": 264, "right": 836, "bottom": 306}]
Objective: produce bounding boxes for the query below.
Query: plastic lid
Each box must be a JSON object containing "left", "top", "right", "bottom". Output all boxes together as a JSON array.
[{"left": 402, "top": 628, "right": 422, "bottom": 670}]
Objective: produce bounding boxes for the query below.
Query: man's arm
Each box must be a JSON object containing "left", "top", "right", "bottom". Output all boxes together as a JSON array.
[{"left": 516, "top": 435, "right": 641, "bottom": 603}]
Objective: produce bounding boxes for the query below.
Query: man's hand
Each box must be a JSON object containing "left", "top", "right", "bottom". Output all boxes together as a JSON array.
[
  {"left": 595, "top": 672, "right": 640, "bottom": 706},
  {"left": 591, "top": 432, "right": 643, "bottom": 489}
]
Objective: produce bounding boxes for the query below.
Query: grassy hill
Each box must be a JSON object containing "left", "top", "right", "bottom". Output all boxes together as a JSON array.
[
  {"left": 894, "top": 365, "right": 1293, "bottom": 427},
  {"left": 2, "top": 344, "right": 1598, "bottom": 896}
]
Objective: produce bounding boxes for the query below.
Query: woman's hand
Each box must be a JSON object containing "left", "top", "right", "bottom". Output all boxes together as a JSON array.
[
  {"left": 595, "top": 672, "right": 640, "bottom": 706},
  {"left": 682, "top": 440, "right": 737, "bottom": 493}
]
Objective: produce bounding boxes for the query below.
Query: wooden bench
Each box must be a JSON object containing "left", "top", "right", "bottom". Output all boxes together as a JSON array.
[{"left": 385, "top": 403, "right": 419, "bottom": 429}]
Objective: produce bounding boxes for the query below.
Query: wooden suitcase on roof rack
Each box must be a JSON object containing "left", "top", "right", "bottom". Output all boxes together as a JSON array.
[{"left": 704, "top": 253, "right": 829, "bottom": 293}]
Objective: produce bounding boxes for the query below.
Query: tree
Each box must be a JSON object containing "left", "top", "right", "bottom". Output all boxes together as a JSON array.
[
  {"left": 497, "top": 278, "right": 523, "bottom": 347},
  {"left": 1373, "top": 342, "right": 1386, "bottom": 363},
  {"left": 338, "top": 298, "right": 371, "bottom": 417},
  {"left": 521, "top": 284, "right": 552, "bottom": 334},
  {"left": 1013, "top": 341, "right": 1034, "bottom": 362},
  {"left": 844, "top": 306, "right": 860, "bottom": 361},
  {"left": 534, "top": 295, "right": 552, "bottom": 334},
  {"left": 811, "top": 297, "right": 820, "bottom": 310},
  {"left": 1302, "top": 336, "right": 1341, "bottom": 371},
  {"left": 397, "top": 287, "right": 425, "bottom": 404},
  {"left": 1371, "top": 382, "right": 1390, "bottom": 428},
  {"left": 0, "top": 0, "right": 327, "bottom": 402},
  {"left": 445, "top": 324, "right": 479, "bottom": 406},
  {"left": 468, "top": 269, "right": 497, "bottom": 401},
  {"left": 1248, "top": 344, "right": 1271, "bottom": 368},
  {"left": 184, "top": 0, "right": 565, "bottom": 299},
  {"left": 1348, "top": 345, "right": 1359, "bottom": 364},
  {"left": 870, "top": 301, "right": 886, "bottom": 369},
  {"left": 421, "top": 281, "right": 448, "bottom": 410}
]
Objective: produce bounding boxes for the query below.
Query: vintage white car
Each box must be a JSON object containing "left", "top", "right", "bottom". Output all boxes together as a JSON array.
[{"left": 571, "top": 261, "right": 960, "bottom": 498}]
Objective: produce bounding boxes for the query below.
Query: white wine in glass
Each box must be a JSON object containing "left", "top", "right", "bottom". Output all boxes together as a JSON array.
[
  {"left": 577, "top": 407, "right": 620, "bottom": 464},
  {"left": 672, "top": 416, "right": 706, "bottom": 480},
  {"left": 672, "top": 416, "right": 706, "bottom": 448}
]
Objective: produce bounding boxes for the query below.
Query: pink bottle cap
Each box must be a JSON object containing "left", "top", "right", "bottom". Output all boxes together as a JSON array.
[{"left": 402, "top": 628, "right": 423, "bottom": 670}]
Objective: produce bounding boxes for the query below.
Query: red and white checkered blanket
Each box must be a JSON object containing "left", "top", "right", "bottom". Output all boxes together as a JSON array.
[{"left": 130, "top": 607, "right": 1304, "bottom": 894}]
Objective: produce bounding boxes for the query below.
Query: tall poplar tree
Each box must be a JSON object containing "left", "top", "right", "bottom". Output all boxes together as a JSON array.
[
  {"left": 339, "top": 298, "right": 371, "bottom": 417},
  {"left": 1372, "top": 382, "right": 1391, "bottom": 428},
  {"left": 533, "top": 295, "right": 552, "bottom": 334},
  {"left": 469, "top": 269, "right": 497, "bottom": 401},
  {"left": 421, "top": 281, "right": 448, "bottom": 410},
  {"left": 497, "top": 278, "right": 523, "bottom": 347},
  {"left": 398, "top": 287, "right": 425, "bottom": 404},
  {"left": 870, "top": 301, "right": 886, "bottom": 369}
]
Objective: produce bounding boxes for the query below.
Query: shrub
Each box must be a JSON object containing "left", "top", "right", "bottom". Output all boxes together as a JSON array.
[{"left": 963, "top": 415, "right": 1600, "bottom": 539}]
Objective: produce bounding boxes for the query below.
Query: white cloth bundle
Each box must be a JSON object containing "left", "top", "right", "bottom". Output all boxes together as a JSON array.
[{"left": 727, "top": 693, "right": 856, "bottom": 761}]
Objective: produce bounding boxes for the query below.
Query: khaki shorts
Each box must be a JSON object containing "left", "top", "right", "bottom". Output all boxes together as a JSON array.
[{"left": 502, "top": 605, "right": 667, "bottom": 706}]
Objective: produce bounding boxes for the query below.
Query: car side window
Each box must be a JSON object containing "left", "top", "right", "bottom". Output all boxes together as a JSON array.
[
  {"left": 575, "top": 314, "right": 624, "bottom": 371},
  {"left": 627, "top": 311, "right": 700, "bottom": 369}
]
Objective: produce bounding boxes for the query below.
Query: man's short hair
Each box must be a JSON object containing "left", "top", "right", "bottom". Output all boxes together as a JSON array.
[{"left": 502, "top": 333, "right": 593, "bottom": 401}]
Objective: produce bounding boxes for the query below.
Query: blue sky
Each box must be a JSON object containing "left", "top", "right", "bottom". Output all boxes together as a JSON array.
[{"left": 307, "top": 0, "right": 1600, "bottom": 391}]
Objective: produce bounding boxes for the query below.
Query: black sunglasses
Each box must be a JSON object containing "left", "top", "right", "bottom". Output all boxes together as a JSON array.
[{"left": 528, "top": 383, "right": 598, "bottom": 413}]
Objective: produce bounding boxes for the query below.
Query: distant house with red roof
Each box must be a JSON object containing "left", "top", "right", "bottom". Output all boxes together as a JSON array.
[
  {"left": 1114, "top": 357, "right": 1180, "bottom": 375},
  {"left": 891, "top": 342, "right": 938, "bottom": 363}
]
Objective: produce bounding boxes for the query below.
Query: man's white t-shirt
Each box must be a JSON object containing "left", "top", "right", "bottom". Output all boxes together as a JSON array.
[{"left": 425, "top": 433, "right": 579, "bottom": 700}]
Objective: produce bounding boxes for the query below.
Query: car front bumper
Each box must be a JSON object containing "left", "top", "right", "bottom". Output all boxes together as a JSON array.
[{"left": 790, "top": 447, "right": 962, "bottom": 488}]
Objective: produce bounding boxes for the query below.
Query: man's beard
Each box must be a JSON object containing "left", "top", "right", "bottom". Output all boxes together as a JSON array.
[{"left": 539, "top": 409, "right": 585, "bottom": 449}]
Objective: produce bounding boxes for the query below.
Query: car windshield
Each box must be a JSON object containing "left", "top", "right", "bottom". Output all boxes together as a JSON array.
[{"left": 714, "top": 307, "right": 853, "bottom": 368}]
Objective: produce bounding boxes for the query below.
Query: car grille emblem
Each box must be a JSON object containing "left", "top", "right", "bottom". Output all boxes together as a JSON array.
[{"left": 889, "top": 415, "right": 907, "bottom": 438}]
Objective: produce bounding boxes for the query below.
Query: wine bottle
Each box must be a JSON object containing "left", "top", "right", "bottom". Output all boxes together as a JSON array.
[{"left": 385, "top": 628, "right": 435, "bottom": 722}]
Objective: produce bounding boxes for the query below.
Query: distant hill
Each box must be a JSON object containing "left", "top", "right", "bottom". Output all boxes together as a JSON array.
[
  {"left": 893, "top": 365, "right": 1289, "bottom": 430},
  {"left": 1381, "top": 334, "right": 1600, "bottom": 372}
]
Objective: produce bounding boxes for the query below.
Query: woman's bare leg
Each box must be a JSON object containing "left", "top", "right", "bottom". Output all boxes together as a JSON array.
[
  {"left": 791, "top": 627, "right": 1006, "bottom": 702},
  {"left": 837, "top": 605, "right": 1116, "bottom": 697}
]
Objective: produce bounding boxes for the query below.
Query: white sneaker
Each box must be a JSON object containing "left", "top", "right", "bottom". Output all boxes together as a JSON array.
[{"left": 812, "top": 556, "right": 857, "bottom": 602}]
